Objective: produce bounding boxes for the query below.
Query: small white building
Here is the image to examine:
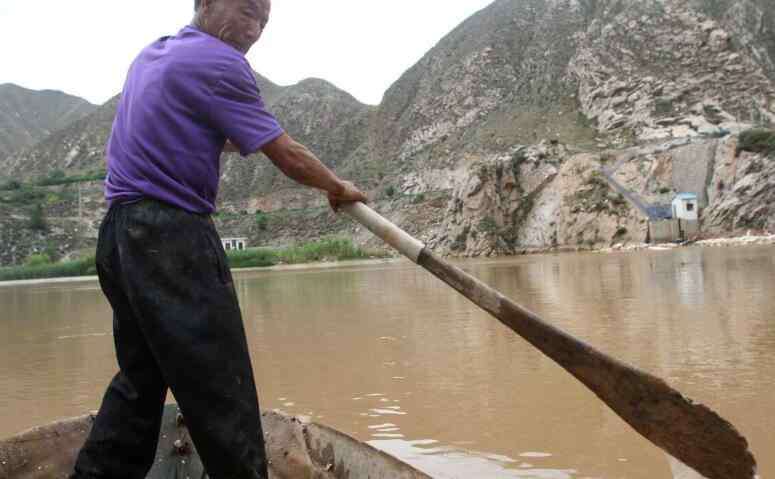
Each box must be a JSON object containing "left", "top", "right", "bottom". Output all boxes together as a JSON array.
[
  {"left": 672, "top": 193, "right": 699, "bottom": 221},
  {"left": 222, "top": 237, "right": 248, "bottom": 251}
]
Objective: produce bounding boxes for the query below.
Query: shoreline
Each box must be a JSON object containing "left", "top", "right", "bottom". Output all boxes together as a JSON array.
[
  {"left": 1, "top": 234, "right": 773, "bottom": 288},
  {"left": 595, "top": 233, "right": 775, "bottom": 255},
  {"left": 0, "top": 257, "right": 406, "bottom": 288}
]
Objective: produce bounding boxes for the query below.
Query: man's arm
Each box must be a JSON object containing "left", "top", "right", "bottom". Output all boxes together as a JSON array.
[{"left": 261, "top": 133, "right": 367, "bottom": 209}]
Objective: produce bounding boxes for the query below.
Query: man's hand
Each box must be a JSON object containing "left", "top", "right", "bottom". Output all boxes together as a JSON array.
[
  {"left": 262, "top": 134, "right": 368, "bottom": 210},
  {"left": 328, "top": 181, "right": 368, "bottom": 212}
]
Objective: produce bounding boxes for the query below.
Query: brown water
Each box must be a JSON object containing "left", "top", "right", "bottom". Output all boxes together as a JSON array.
[{"left": 1, "top": 246, "right": 773, "bottom": 478}]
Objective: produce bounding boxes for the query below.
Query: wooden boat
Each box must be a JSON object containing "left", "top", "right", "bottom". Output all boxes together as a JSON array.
[{"left": 0, "top": 404, "right": 431, "bottom": 479}]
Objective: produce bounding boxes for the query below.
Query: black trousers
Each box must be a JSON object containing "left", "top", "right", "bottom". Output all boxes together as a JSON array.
[{"left": 73, "top": 199, "right": 268, "bottom": 479}]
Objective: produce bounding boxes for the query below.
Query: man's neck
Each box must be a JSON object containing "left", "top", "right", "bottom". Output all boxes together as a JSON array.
[{"left": 191, "top": 14, "right": 206, "bottom": 32}]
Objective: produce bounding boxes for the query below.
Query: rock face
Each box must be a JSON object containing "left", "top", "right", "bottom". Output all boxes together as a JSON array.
[
  {"left": 0, "top": 83, "right": 96, "bottom": 159},
  {"left": 704, "top": 136, "right": 775, "bottom": 232},
  {"left": 570, "top": 0, "right": 775, "bottom": 142},
  {"left": 2, "top": 0, "right": 775, "bottom": 265}
]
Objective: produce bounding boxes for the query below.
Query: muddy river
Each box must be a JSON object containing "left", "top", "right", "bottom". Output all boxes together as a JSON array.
[{"left": 1, "top": 246, "right": 773, "bottom": 478}]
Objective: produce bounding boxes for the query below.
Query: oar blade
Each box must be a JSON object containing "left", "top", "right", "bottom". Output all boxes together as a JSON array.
[{"left": 598, "top": 365, "right": 756, "bottom": 479}]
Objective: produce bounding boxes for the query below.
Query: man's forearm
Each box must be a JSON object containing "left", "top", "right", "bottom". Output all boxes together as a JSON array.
[{"left": 263, "top": 134, "right": 344, "bottom": 195}]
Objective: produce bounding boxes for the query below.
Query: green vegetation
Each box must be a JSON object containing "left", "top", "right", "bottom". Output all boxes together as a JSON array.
[
  {"left": 0, "top": 186, "right": 46, "bottom": 205},
  {"left": 478, "top": 216, "right": 499, "bottom": 235},
  {"left": 654, "top": 97, "right": 674, "bottom": 116},
  {"left": 0, "top": 180, "right": 21, "bottom": 191},
  {"left": 223, "top": 248, "right": 277, "bottom": 269},
  {"left": 255, "top": 211, "right": 269, "bottom": 231},
  {"left": 0, "top": 170, "right": 104, "bottom": 204},
  {"left": 36, "top": 169, "right": 106, "bottom": 187},
  {"left": 737, "top": 129, "right": 775, "bottom": 157},
  {"left": 0, "top": 239, "right": 382, "bottom": 282},
  {"left": 703, "top": 105, "right": 724, "bottom": 125},
  {"left": 24, "top": 253, "right": 52, "bottom": 267},
  {"left": 0, "top": 171, "right": 99, "bottom": 206},
  {"left": 28, "top": 203, "right": 48, "bottom": 231},
  {"left": 0, "top": 255, "right": 97, "bottom": 282},
  {"left": 571, "top": 171, "right": 629, "bottom": 216},
  {"left": 272, "top": 238, "right": 377, "bottom": 265},
  {"left": 384, "top": 185, "right": 396, "bottom": 198},
  {"left": 576, "top": 112, "right": 594, "bottom": 129}
]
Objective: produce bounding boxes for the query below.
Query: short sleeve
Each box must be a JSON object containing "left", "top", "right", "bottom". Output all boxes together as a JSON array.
[{"left": 209, "top": 59, "right": 284, "bottom": 156}]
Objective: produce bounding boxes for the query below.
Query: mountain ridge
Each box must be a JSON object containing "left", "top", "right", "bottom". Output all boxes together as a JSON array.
[{"left": 0, "top": 83, "right": 96, "bottom": 160}]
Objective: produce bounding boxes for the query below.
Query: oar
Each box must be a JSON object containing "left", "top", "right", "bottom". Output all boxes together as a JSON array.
[{"left": 340, "top": 202, "right": 757, "bottom": 479}]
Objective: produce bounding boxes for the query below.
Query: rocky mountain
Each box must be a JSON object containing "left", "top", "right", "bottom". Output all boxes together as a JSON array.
[
  {"left": 0, "top": 83, "right": 96, "bottom": 159},
  {"left": 2, "top": 0, "right": 775, "bottom": 265},
  {"left": 366, "top": 0, "right": 775, "bottom": 255},
  {"left": 1, "top": 96, "right": 120, "bottom": 178}
]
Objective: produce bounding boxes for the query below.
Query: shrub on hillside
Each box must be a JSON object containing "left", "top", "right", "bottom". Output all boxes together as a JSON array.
[
  {"left": 0, "top": 180, "right": 21, "bottom": 191},
  {"left": 737, "top": 129, "right": 775, "bottom": 157},
  {"left": 0, "top": 187, "right": 45, "bottom": 205},
  {"left": 24, "top": 254, "right": 51, "bottom": 267},
  {"left": 255, "top": 211, "right": 269, "bottom": 231},
  {"left": 28, "top": 203, "right": 48, "bottom": 231},
  {"left": 36, "top": 169, "right": 107, "bottom": 187}
]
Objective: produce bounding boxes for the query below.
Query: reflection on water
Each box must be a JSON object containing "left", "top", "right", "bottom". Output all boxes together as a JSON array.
[
  {"left": 372, "top": 438, "right": 577, "bottom": 479},
  {"left": 1, "top": 246, "right": 773, "bottom": 478}
]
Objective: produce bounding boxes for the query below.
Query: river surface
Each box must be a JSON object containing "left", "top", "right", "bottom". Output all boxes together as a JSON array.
[{"left": 1, "top": 246, "right": 773, "bottom": 478}]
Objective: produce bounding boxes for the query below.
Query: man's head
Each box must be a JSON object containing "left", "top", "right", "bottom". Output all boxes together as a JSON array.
[{"left": 193, "top": 0, "right": 271, "bottom": 53}]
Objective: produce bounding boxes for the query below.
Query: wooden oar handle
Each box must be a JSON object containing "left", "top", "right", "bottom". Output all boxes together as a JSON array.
[{"left": 340, "top": 202, "right": 425, "bottom": 263}]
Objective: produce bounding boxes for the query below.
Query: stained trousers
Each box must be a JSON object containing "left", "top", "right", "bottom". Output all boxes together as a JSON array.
[{"left": 72, "top": 199, "right": 268, "bottom": 479}]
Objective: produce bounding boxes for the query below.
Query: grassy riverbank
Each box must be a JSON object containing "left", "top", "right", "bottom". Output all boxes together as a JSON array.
[
  {"left": 227, "top": 238, "right": 381, "bottom": 268},
  {"left": 0, "top": 238, "right": 385, "bottom": 282}
]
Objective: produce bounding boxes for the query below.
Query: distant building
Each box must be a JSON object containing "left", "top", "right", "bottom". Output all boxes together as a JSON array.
[
  {"left": 648, "top": 193, "right": 701, "bottom": 243},
  {"left": 672, "top": 193, "right": 699, "bottom": 221},
  {"left": 222, "top": 237, "right": 248, "bottom": 251}
]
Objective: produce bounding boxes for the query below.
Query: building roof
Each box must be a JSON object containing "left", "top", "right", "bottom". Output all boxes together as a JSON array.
[{"left": 674, "top": 193, "right": 698, "bottom": 201}]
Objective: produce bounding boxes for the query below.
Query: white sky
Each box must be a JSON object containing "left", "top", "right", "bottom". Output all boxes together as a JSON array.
[{"left": 0, "top": 0, "right": 494, "bottom": 106}]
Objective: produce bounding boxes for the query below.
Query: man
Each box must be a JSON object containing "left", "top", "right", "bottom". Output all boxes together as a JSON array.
[{"left": 70, "top": 0, "right": 367, "bottom": 478}]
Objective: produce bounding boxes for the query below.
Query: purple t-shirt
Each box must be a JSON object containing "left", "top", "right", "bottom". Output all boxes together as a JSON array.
[{"left": 105, "top": 25, "right": 284, "bottom": 214}]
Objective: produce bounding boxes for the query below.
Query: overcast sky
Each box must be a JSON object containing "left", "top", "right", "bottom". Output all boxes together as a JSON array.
[{"left": 0, "top": 0, "right": 494, "bottom": 106}]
